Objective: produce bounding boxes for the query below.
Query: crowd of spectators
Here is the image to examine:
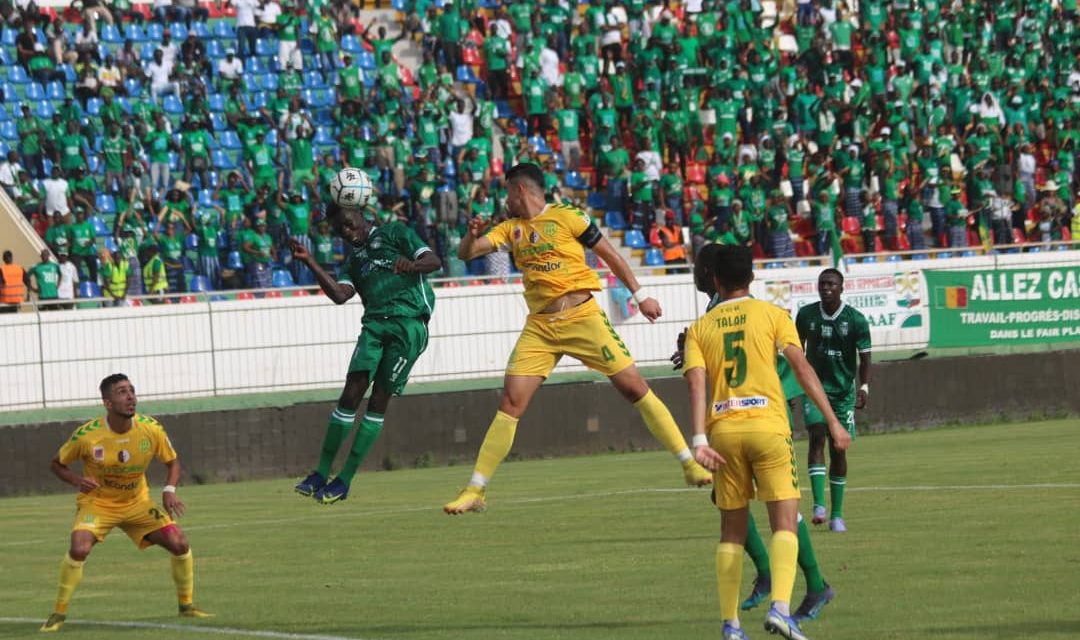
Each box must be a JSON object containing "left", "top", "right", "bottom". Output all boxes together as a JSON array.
[{"left": 3, "top": 0, "right": 1080, "bottom": 306}]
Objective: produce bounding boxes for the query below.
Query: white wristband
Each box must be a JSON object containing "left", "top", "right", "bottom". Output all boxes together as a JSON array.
[
  {"left": 163, "top": 485, "right": 177, "bottom": 494},
  {"left": 692, "top": 434, "right": 709, "bottom": 448},
  {"left": 632, "top": 289, "right": 650, "bottom": 305},
  {"left": 859, "top": 383, "right": 869, "bottom": 395}
]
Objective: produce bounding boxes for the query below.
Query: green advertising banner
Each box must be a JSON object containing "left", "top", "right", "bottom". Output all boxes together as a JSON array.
[{"left": 925, "top": 267, "right": 1080, "bottom": 347}]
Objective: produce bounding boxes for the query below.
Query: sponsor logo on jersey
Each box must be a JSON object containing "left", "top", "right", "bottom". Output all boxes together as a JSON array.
[
  {"left": 839, "top": 321, "right": 849, "bottom": 336},
  {"left": 821, "top": 325, "right": 833, "bottom": 338},
  {"left": 118, "top": 450, "right": 131, "bottom": 463},
  {"left": 93, "top": 446, "right": 105, "bottom": 461},
  {"left": 103, "top": 477, "right": 138, "bottom": 491},
  {"left": 713, "top": 396, "right": 769, "bottom": 414}
]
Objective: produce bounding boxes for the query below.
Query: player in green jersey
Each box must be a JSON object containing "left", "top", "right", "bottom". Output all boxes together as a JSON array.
[
  {"left": 795, "top": 269, "right": 872, "bottom": 532},
  {"left": 26, "top": 249, "right": 62, "bottom": 306},
  {"left": 291, "top": 203, "right": 441, "bottom": 505},
  {"left": 672, "top": 244, "right": 836, "bottom": 623}
]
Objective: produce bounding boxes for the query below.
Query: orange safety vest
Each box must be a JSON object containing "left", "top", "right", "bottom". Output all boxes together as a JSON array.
[
  {"left": 0, "top": 263, "right": 26, "bottom": 304},
  {"left": 659, "top": 226, "right": 687, "bottom": 262}
]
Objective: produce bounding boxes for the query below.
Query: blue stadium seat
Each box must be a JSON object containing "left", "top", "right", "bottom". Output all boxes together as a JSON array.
[
  {"left": 604, "top": 210, "right": 627, "bottom": 231},
  {"left": 623, "top": 229, "right": 648, "bottom": 249},
  {"left": 0, "top": 83, "right": 15, "bottom": 102},
  {"left": 60, "top": 64, "right": 77, "bottom": 83},
  {"left": 260, "top": 73, "right": 278, "bottom": 91},
  {"left": 100, "top": 23, "right": 122, "bottom": 44},
  {"left": 937, "top": 251, "right": 954, "bottom": 259},
  {"left": 264, "top": 129, "right": 278, "bottom": 146},
  {"left": 911, "top": 253, "right": 929, "bottom": 260},
  {"left": 528, "top": 134, "right": 551, "bottom": 155},
  {"left": 961, "top": 250, "right": 978, "bottom": 257},
  {"left": 586, "top": 192, "right": 606, "bottom": 210},
  {"left": 208, "top": 93, "right": 226, "bottom": 112},
  {"left": 25, "top": 82, "right": 44, "bottom": 100},
  {"left": 304, "top": 72, "right": 326, "bottom": 88},
  {"left": 213, "top": 21, "right": 236, "bottom": 39},
  {"left": 272, "top": 269, "right": 295, "bottom": 288},
  {"left": 226, "top": 251, "right": 244, "bottom": 270},
  {"left": 212, "top": 149, "right": 237, "bottom": 170},
  {"left": 163, "top": 94, "right": 184, "bottom": 114},
  {"left": 189, "top": 274, "right": 212, "bottom": 292},
  {"left": 886, "top": 254, "right": 902, "bottom": 262},
  {"left": 168, "top": 151, "right": 180, "bottom": 171},
  {"left": 643, "top": 248, "right": 664, "bottom": 266},
  {"left": 0, "top": 105, "right": 8, "bottom": 121},
  {"left": 185, "top": 233, "right": 199, "bottom": 251},
  {"left": 146, "top": 22, "right": 164, "bottom": 41},
  {"left": 313, "top": 126, "right": 335, "bottom": 146},
  {"left": 125, "top": 24, "right": 147, "bottom": 42},
  {"left": 102, "top": 236, "right": 118, "bottom": 253},
  {"left": 206, "top": 40, "right": 225, "bottom": 59},
  {"left": 141, "top": 45, "right": 156, "bottom": 62},
  {"left": 0, "top": 48, "right": 10, "bottom": 67},
  {"left": 124, "top": 77, "right": 142, "bottom": 97},
  {"left": 0, "top": 121, "right": 16, "bottom": 141},
  {"left": 1, "top": 27, "right": 16, "bottom": 46},
  {"left": 191, "top": 22, "right": 210, "bottom": 39},
  {"left": 169, "top": 23, "right": 188, "bottom": 41},
  {"left": 246, "top": 57, "right": 267, "bottom": 74},
  {"left": 91, "top": 215, "right": 110, "bottom": 236},
  {"left": 357, "top": 51, "right": 376, "bottom": 70},
  {"left": 565, "top": 171, "right": 588, "bottom": 191},
  {"left": 210, "top": 112, "right": 226, "bottom": 131},
  {"left": 182, "top": 255, "right": 195, "bottom": 272},
  {"left": 255, "top": 38, "right": 275, "bottom": 57},
  {"left": 7, "top": 65, "right": 28, "bottom": 84},
  {"left": 219, "top": 130, "right": 241, "bottom": 150},
  {"left": 341, "top": 35, "right": 362, "bottom": 54},
  {"left": 79, "top": 281, "right": 102, "bottom": 299},
  {"left": 46, "top": 80, "right": 65, "bottom": 101},
  {"left": 495, "top": 100, "right": 513, "bottom": 118},
  {"left": 85, "top": 97, "right": 102, "bottom": 115},
  {"left": 95, "top": 194, "right": 116, "bottom": 215},
  {"left": 87, "top": 155, "right": 101, "bottom": 174},
  {"left": 456, "top": 65, "right": 478, "bottom": 83}
]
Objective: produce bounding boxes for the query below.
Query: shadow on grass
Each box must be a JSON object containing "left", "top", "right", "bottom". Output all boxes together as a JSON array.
[{"left": 923, "top": 620, "right": 1080, "bottom": 637}]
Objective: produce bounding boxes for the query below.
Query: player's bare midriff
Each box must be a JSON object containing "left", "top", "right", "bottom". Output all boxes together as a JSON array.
[{"left": 539, "top": 290, "right": 593, "bottom": 314}]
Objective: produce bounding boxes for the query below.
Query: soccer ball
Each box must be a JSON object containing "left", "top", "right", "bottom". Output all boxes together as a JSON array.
[{"left": 329, "top": 168, "right": 374, "bottom": 208}]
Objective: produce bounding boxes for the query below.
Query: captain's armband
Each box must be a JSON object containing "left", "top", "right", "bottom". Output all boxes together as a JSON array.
[{"left": 576, "top": 222, "right": 603, "bottom": 248}]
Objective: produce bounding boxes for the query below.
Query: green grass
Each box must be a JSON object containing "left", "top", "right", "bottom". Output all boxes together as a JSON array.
[{"left": 1, "top": 420, "right": 1079, "bottom": 639}]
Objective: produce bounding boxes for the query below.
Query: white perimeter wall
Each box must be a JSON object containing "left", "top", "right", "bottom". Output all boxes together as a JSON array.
[{"left": 5, "top": 251, "right": 1080, "bottom": 411}]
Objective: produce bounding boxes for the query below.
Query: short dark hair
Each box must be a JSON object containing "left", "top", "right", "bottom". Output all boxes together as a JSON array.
[
  {"left": 711, "top": 245, "right": 754, "bottom": 292},
  {"left": 505, "top": 162, "right": 545, "bottom": 192},
  {"left": 693, "top": 243, "right": 723, "bottom": 293},
  {"left": 100, "top": 373, "right": 129, "bottom": 397},
  {"left": 819, "top": 268, "right": 844, "bottom": 284}
]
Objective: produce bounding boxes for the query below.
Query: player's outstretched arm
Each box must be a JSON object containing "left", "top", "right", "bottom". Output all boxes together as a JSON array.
[
  {"left": 457, "top": 216, "right": 496, "bottom": 260},
  {"left": 290, "top": 239, "right": 355, "bottom": 304},
  {"left": 591, "top": 237, "right": 662, "bottom": 322},
  {"left": 783, "top": 345, "right": 852, "bottom": 451}
]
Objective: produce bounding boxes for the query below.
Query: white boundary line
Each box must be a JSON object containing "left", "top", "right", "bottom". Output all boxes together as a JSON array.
[
  {"left": 0, "top": 617, "right": 379, "bottom": 639},
  {"left": 2, "top": 482, "right": 1077, "bottom": 549}
]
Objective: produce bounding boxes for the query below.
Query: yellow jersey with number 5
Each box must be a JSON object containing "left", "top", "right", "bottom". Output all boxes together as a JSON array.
[
  {"left": 485, "top": 204, "right": 602, "bottom": 314},
  {"left": 57, "top": 414, "right": 178, "bottom": 508},
  {"left": 684, "top": 297, "right": 801, "bottom": 434}
]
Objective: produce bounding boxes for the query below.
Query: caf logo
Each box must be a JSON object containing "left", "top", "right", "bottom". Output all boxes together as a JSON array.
[
  {"left": 529, "top": 231, "right": 540, "bottom": 244},
  {"left": 118, "top": 450, "right": 131, "bottom": 463}
]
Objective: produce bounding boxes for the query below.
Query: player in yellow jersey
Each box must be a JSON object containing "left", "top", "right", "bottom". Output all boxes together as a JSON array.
[
  {"left": 683, "top": 246, "right": 850, "bottom": 640},
  {"left": 444, "top": 162, "right": 711, "bottom": 514},
  {"left": 39, "top": 374, "right": 211, "bottom": 632}
]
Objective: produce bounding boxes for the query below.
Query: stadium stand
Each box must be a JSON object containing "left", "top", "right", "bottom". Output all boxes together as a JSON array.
[{"left": 1, "top": 0, "right": 1079, "bottom": 305}]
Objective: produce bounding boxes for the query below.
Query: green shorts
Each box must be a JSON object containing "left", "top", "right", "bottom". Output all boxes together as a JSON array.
[
  {"left": 348, "top": 316, "right": 429, "bottom": 395},
  {"left": 291, "top": 169, "right": 314, "bottom": 186},
  {"left": 803, "top": 392, "right": 856, "bottom": 439}
]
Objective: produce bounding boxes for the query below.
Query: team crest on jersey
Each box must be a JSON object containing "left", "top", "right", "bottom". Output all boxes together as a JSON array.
[
  {"left": 369, "top": 237, "right": 382, "bottom": 250},
  {"left": 117, "top": 450, "right": 131, "bottom": 463},
  {"left": 543, "top": 222, "right": 557, "bottom": 237},
  {"left": 93, "top": 446, "right": 105, "bottom": 461},
  {"left": 822, "top": 325, "right": 833, "bottom": 338},
  {"left": 139, "top": 439, "right": 151, "bottom": 453},
  {"left": 839, "top": 321, "right": 849, "bottom": 337}
]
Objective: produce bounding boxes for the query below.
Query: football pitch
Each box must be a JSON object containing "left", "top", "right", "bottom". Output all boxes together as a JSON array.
[{"left": 1, "top": 419, "right": 1078, "bottom": 640}]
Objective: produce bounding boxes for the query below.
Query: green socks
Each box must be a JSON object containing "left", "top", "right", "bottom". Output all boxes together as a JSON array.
[
  {"left": 797, "top": 515, "right": 826, "bottom": 593},
  {"left": 829, "top": 475, "right": 846, "bottom": 519},
  {"left": 808, "top": 464, "right": 827, "bottom": 509},
  {"left": 316, "top": 407, "right": 356, "bottom": 477},
  {"left": 337, "top": 412, "right": 385, "bottom": 486},
  {"left": 744, "top": 512, "right": 771, "bottom": 578}
]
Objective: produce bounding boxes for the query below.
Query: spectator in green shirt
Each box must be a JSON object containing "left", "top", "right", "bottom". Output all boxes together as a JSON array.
[{"left": 483, "top": 23, "right": 511, "bottom": 99}]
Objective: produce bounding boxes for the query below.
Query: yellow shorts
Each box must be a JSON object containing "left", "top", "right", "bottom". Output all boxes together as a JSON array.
[
  {"left": 72, "top": 498, "right": 174, "bottom": 549},
  {"left": 709, "top": 429, "right": 801, "bottom": 510},
  {"left": 506, "top": 297, "right": 635, "bottom": 378}
]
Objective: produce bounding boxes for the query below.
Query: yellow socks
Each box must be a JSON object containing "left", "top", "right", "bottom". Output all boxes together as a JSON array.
[
  {"left": 469, "top": 411, "right": 519, "bottom": 487},
  {"left": 715, "top": 543, "right": 743, "bottom": 624},
  {"left": 53, "top": 553, "right": 85, "bottom": 615},
  {"left": 768, "top": 530, "right": 799, "bottom": 608},
  {"left": 170, "top": 550, "right": 195, "bottom": 606},
  {"left": 634, "top": 390, "right": 693, "bottom": 462}
]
